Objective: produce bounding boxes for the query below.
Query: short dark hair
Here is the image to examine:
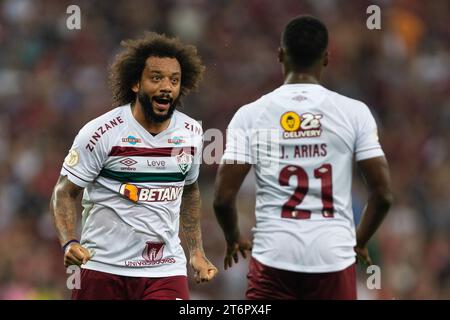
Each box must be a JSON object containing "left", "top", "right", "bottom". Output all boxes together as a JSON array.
[
  {"left": 109, "top": 32, "right": 205, "bottom": 107},
  {"left": 281, "top": 15, "right": 328, "bottom": 70}
]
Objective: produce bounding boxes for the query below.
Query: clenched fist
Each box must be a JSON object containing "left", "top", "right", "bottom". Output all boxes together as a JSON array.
[
  {"left": 64, "top": 242, "right": 92, "bottom": 267},
  {"left": 189, "top": 251, "right": 219, "bottom": 284}
]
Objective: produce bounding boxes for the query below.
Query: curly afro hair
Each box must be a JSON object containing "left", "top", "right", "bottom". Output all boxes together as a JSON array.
[{"left": 109, "top": 32, "right": 205, "bottom": 106}]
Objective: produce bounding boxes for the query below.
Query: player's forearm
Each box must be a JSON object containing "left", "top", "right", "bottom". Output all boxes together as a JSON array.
[
  {"left": 356, "top": 192, "right": 393, "bottom": 247},
  {"left": 213, "top": 197, "right": 240, "bottom": 245},
  {"left": 50, "top": 186, "right": 79, "bottom": 246},
  {"left": 180, "top": 182, "right": 205, "bottom": 256},
  {"left": 213, "top": 163, "right": 250, "bottom": 245}
]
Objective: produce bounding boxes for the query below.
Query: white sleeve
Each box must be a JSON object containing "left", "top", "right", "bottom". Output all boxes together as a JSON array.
[
  {"left": 184, "top": 134, "right": 202, "bottom": 185},
  {"left": 60, "top": 123, "right": 108, "bottom": 188},
  {"left": 354, "top": 104, "right": 385, "bottom": 161},
  {"left": 221, "top": 107, "right": 252, "bottom": 164}
]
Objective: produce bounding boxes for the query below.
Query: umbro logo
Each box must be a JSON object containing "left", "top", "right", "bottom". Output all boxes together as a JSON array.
[{"left": 120, "top": 158, "right": 138, "bottom": 167}]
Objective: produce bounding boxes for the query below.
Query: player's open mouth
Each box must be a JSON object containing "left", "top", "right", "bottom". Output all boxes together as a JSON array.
[{"left": 152, "top": 96, "right": 173, "bottom": 111}]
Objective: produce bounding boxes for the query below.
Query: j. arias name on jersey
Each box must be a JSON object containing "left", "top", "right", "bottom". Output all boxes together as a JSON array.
[{"left": 120, "top": 184, "right": 183, "bottom": 202}]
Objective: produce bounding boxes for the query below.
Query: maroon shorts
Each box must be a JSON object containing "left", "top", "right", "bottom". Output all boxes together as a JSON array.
[
  {"left": 72, "top": 269, "right": 189, "bottom": 300},
  {"left": 246, "top": 257, "right": 356, "bottom": 300}
]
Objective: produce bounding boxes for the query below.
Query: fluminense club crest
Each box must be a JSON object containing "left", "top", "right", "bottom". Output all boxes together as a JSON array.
[{"left": 176, "top": 151, "right": 193, "bottom": 175}]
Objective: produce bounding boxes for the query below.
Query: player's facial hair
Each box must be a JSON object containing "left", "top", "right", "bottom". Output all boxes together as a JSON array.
[{"left": 137, "top": 90, "right": 177, "bottom": 123}]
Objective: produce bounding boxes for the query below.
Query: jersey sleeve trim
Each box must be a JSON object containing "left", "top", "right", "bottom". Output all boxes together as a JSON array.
[
  {"left": 61, "top": 165, "right": 91, "bottom": 188},
  {"left": 184, "top": 178, "right": 197, "bottom": 185},
  {"left": 355, "top": 147, "right": 385, "bottom": 161},
  {"left": 220, "top": 152, "right": 252, "bottom": 164}
]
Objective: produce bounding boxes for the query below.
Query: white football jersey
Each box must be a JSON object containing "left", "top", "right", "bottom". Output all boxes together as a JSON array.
[
  {"left": 222, "top": 83, "right": 384, "bottom": 273},
  {"left": 61, "top": 104, "right": 203, "bottom": 277}
]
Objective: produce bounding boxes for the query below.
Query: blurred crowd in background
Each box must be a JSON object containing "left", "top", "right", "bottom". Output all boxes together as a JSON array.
[{"left": 0, "top": 0, "right": 448, "bottom": 299}]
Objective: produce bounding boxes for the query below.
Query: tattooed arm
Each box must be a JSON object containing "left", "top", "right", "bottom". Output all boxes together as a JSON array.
[
  {"left": 50, "top": 175, "right": 91, "bottom": 267},
  {"left": 180, "top": 181, "right": 218, "bottom": 283}
]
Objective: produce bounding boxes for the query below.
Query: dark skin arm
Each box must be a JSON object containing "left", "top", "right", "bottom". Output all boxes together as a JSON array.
[
  {"left": 180, "top": 181, "right": 218, "bottom": 283},
  {"left": 214, "top": 157, "right": 393, "bottom": 269},
  {"left": 213, "top": 163, "right": 253, "bottom": 270},
  {"left": 355, "top": 156, "right": 393, "bottom": 265},
  {"left": 50, "top": 175, "right": 92, "bottom": 267}
]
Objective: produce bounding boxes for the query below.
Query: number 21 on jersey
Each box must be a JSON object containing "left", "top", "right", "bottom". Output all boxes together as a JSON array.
[{"left": 278, "top": 164, "right": 334, "bottom": 219}]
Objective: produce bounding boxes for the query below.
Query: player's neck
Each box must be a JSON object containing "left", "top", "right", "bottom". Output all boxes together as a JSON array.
[
  {"left": 131, "top": 101, "right": 171, "bottom": 134},
  {"left": 284, "top": 72, "right": 320, "bottom": 85}
]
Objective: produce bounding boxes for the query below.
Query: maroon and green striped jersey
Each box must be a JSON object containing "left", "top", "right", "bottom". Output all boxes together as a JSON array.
[{"left": 61, "top": 104, "right": 202, "bottom": 277}]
